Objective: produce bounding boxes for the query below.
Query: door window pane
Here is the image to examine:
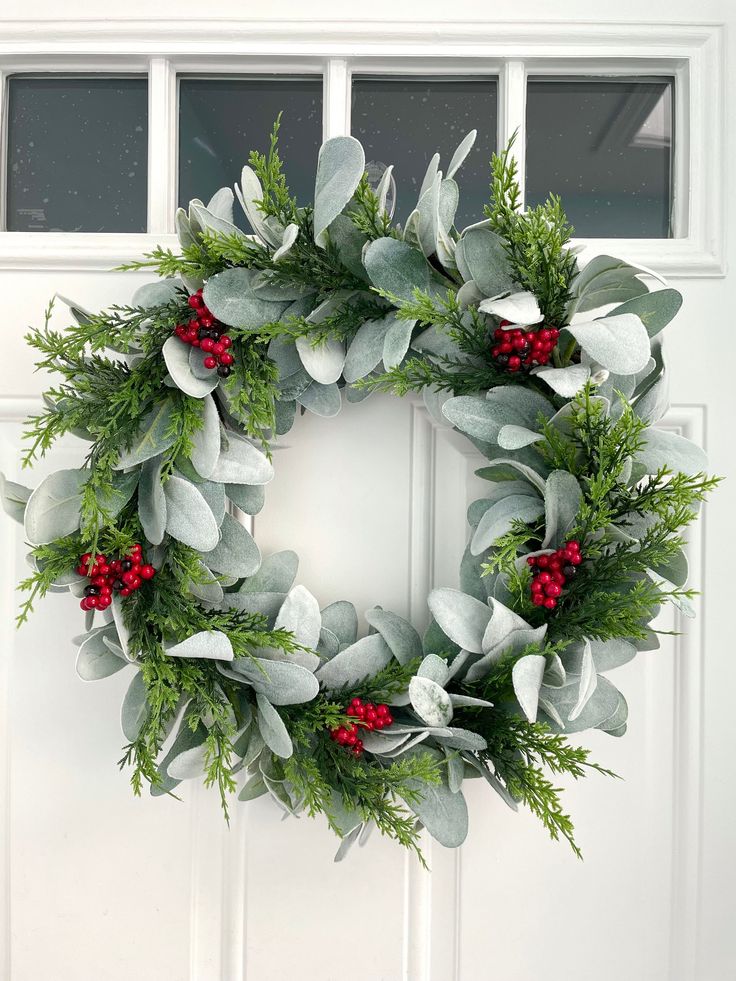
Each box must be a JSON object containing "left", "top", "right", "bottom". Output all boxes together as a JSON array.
[
  {"left": 178, "top": 76, "right": 323, "bottom": 217},
  {"left": 525, "top": 77, "right": 674, "bottom": 238},
  {"left": 351, "top": 75, "right": 498, "bottom": 230},
  {"left": 5, "top": 75, "right": 148, "bottom": 232}
]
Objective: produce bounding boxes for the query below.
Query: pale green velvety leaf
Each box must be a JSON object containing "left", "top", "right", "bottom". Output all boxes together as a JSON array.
[
  {"left": 568, "top": 641, "right": 598, "bottom": 722},
  {"left": 533, "top": 363, "right": 591, "bottom": 397},
  {"left": 512, "top": 654, "right": 546, "bottom": 722},
  {"left": 240, "top": 550, "right": 299, "bottom": 595},
  {"left": 539, "top": 675, "right": 624, "bottom": 733},
  {"left": 132, "top": 279, "right": 182, "bottom": 309},
  {"left": 223, "top": 591, "right": 286, "bottom": 619},
  {"left": 235, "top": 165, "right": 281, "bottom": 247},
  {"left": 382, "top": 313, "right": 417, "bottom": 369},
  {"left": 197, "top": 479, "right": 226, "bottom": 527},
  {"left": 164, "top": 476, "right": 220, "bottom": 551},
  {"left": 497, "top": 424, "right": 544, "bottom": 450},
  {"left": 543, "top": 471, "right": 583, "bottom": 548},
  {"left": 256, "top": 693, "right": 293, "bottom": 758},
  {"left": 364, "top": 608, "right": 422, "bottom": 666},
  {"left": 24, "top": 469, "right": 86, "bottom": 545},
  {"left": 138, "top": 456, "right": 167, "bottom": 546},
  {"left": 607, "top": 287, "right": 682, "bottom": 338},
  {"left": 297, "top": 381, "right": 342, "bottom": 417},
  {"left": 115, "top": 400, "right": 177, "bottom": 469},
  {"left": 165, "top": 630, "right": 234, "bottom": 661},
  {"left": 417, "top": 653, "right": 451, "bottom": 685},
  {"left": 343, "top": 318, "right": 390, "bottom": 383},
  {"left": 316, "top": 634, "right": 393, "bottom": 691},
  {"left": 162, "top": 335, "right": 220, "bottom": 398},
  {"left": 295, "top": 336, "right": 346, "bottom": 385},
  {"left": 427, "top": 588, "right": 491, "bottom": 654},
  {"left": 190, "top": 395, "right": 220, "bottom": 479},
  {"left": 230, "top": 657, "right": 319, "bottom": 705},
  {"left": 471, "top": 494, "right": 544, "bottom": 556},
  {"left": 313, "top": 136, "right": 365, "bottom": 245},
  {"left": 226, "top": 483, "right": 266, "bottom": 515},
  {"left": 363, "top": 237, "right": 432, "bottom": 303},
  {"left": 635, "top": 428, "right": 708, "bottom": 475},
  {"left": 571, "top": 255, "right": 649, "bottom": 313},
  {"left": 400, "top": 746, "right": 468, "bottom": 848},
  {"left": 275, "top": 585, "right": 321, "bottom": 651},
  {"left": 0, "top": 472, "right": 31, "bottom": 523},
  {"left": 121, "top": 671, "right": 150, "bottom": 741},
  {"left": 203, "top": 266, "right": 291, "bottom": 329},
  {"left": 320, "top": 601, "right": 358, "bottom": 647},
  {"left": 455, "top": 227, "right": 514, "bottom": 297},
  {"left": 76, "top": 626, "right": 127, "bottom": 681},
  {"left": 210, "top": 434, "right": 274, "bottom": 486},
  {"left": 328, "top": 213, "right": 369, "bottom": 280},
  {"left": 566, "top": 313, "right": 650, "bottom": 375},
  {"left": 446, "top": 129, "right": 477, "bottom": 180},
  {"left": 200, "top": 512, "right": 261, "bottom": 578},
  {"left": 409, "top": 676, "right": 453, "bottom": 727}
]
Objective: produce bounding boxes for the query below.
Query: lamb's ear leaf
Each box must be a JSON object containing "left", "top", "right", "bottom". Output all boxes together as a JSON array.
[
  {"left": 512, "top": 654, "right": 546, "bottom": 722},
  {"left": 0, "top": 472, "right": 32, "bottom": 523},
  {"left": 427, "top": 588, "right": 492, "bottom": 655},
  {"left": 256, "top": 694, "right": 293, "bottom": 759},
  {"left": 364, "top": 608, "right": 422, "bottom": 665},
  {"left": 114, "top": 400, "right": 178, "bottom": 469},
  {"left": 607, "top": 287, "right": 683, "bottom": 338},
  {"left": 409, "top": 676, "right": 453, "bottom": 727},
  {"left": 164, "top": 476, "right": 220, "bottom": 552},
  {"left": 210, "top": 433, "right": 274, "bottom": 486},
  {"left": 363, "top": 238, "right": 432, "bottom": 303},
  {"left": 138, "top": 456, "right": 167, "bottom": 546},
  {"left": 121, "top": 671, "right": 150, "bottom": 742},
  {"left": 190, "top": 395, "right": 220, "bottom": 479},
  {"left": 226, "top": 482, "right": 266, "bottom": 515},
  {"left": 316, "top": 635, "right": 393, "bottom": 691},
  {"left": 543, "top": 471, "right": 583, "bottom": 549},
  {"left": 162, "top": 336, "right": 220, "bottom": 398},
  {"left": 399, "top": 746, "right": 469, "bottom": 848},
  {"left": 455, "top": 226, "right": 514, "bottom": 297},
  {"left": 313, "top": 136, "right": 365, "bottom": 246},
  {"left": 24, "top": 469, "right": 87, "bottom": 545},
  {"left": 165, "top": 630, "right": 234, "bottom": 661},
  {"left": 199, "top": 512, "right": 261, "bottom": 578},
  {"left": 471, "top": 495, "right": 544, "bottom": 556}
]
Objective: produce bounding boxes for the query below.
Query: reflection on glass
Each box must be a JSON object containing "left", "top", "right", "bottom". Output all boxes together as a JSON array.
[
  {"left": 525, "top": 77, "right": 674, "bottom": 238},
  {"left": 178, "top": 76, "right": 323, "bottom": 219},
  {"left": 351, "top": 75, "right": 498, "bottom": 230},
  {"left": 6, "top": 75, "right": 148, "bottom": 232}
]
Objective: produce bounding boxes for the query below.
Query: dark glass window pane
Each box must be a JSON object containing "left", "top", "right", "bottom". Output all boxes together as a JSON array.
[
  {"left": 6, "top": 75, "right": 148, "bottom": 232},
  {"left": 178, "top": 76, "right": 322, "bottom": 217},
  {"left": 526, "top": 77, "right": 674, "bottom": 238},
  {"left": 351, "top": 75, "right": 498, "bottom": 230}
]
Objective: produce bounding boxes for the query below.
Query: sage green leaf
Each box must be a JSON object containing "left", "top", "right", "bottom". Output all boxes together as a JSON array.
[
  {"left": 566, "top": 313, "right": 650, "bottom": 375},
  {"left": 256, "top": 694, "right": 293, "bottom": 759},
  {"left": 210, "top": 433, "right": 274, "bottom": 485},
  {"left": 543, "top": 471, "right": 583, "bottom": 548},
  {"left": 205, "top": 186, "right": 235, "bottom": 222},
  {"left": 239, "top": 773, "right": 268, "bottom": 801},
  {"left": 608, "top": 287, "right": 683, "bottom": 338},
  {"left": 200, "top": 512, "right": 261, "bottom": 578},
  {"left": 446, "top": 129, "right": 477, "bottom": 179},
  {"left": 272, "top": 221, "right": 299, "bottom": 261},
  {"left": 162, "top": 335, "right": 220, "bottom": 398},
  {"left": 382, "top": 313, "right": 417, "bottom": 369},
  {"left": 343, "top": 318, "right": 390, "bottom": 383},
  {"left": 512, "top": 654, "right": 546, "bottom": 722},
  {"left": 226, "top": 483, "right": 265, "bottom": 515},
  {"left": 187, "top": 562, "right": 224, "bottom": 605},
  {"left": 167, "top": 741, "right": 208, "bottom": 781},
  {"left": 443, "top": 387, "right": 553, "bottom": 444},
  {"left": 409, "top": 676, "right": 453, "bottom": 727},
  {"left": 230, "top": 657, "right": 319, "bottom": 705},
  {"left": 568, "top": 641, "right": 598, "bottom": 722},
  {"left": 313, "top": 136, "right": 365, "bottom": 245},
  {"left": 571, "top": 255, "right": 649, "bottom": 313},
  {"left": 417, "top": 653, "right": 451, "bottom": 685},
  {"left": 189, "top": 199, "right": 246, "bottom": 240},
  {"left": 540, "top": 675, "right": 624, "bottom": 733},
  {"left": 297, "top": 381, "right": 342, "bottom": 417},
  {"left": 0, "top": 472, "right": 31, "bottom": 523},
  {"left": 138, "top": 456, "right": 167, "bottom": 545},
  {"left": 295, "top": 336, "right": 346, "bottom": 385},
  {"left": 132, "top": 279, "right": 182, "bottom": 309},
  {"left": 203, "top": 266, "right": 291, "bottom": 329},
  {"left": 363, "top": 237, "right": 432, "bottom": 303},
  {"left": 478, "top": 291, "right": 543, "bottom": 325},
  {"left": 471, "top": 494, "right": 544, "bottom": 556},
  {"left": 165, "top": 630, "right": 234, "bottom": 661},
  {"left": 156, "top": 715, "right": 207, "bottom": 788},
  {"left": 328, "top": 213, "right": 369, "bottom": 280},
  {"left": 97, "top": 470, "right": 138, "bottom": 519},
  {"left": 164, "top": 476, "right": 220, "bottom": 551},
  {"left": 427, "top": 588, "right": 491, "bottom": 654},
  {"left": 497, "top": 425, "right": 544, "bottom": 450},
  {"left": 115, "top": 400, "right": 177, "bottom": 469},
  {"left": 316, "top": 634, "right": 393, "bottom": 691},
  {"left": 24, "top": 469, "right": 86, "bottom": 545},
  {"left": 320, "top": 601, "right": 358, "bottom": 647},
  {"left": 275, "top": 585, "right": 321, "bottom": 651},
  {"left": 111, "top": 594, "right": 131, "bottom": 659},
  {"left": 430, "top": 727, "right": 487, "bottom": 751},
  {"left": 634, "top": 372, "right": 669, "bottom": 425},
  {"left": 240, "top": 551, "right": 298, "bottom": 595},
  {"left": 364, "top": 608, "right": 422, "bottom": 665},
  {"left": 635, "top": 428, "right": 708, "bottom": 475},
  {"left": 76, "top": 626, "right": 127, "bottom": 681},
  {"left": 223, "top": 591, "right": 286, "bottom": 618},
  {"left": 190, "top": 395, "right": 220, "bottom": 478},
  {"left": 400, "top": 746, "right": 468, "bottom": 847},
  {"left": 197, "top": 479, "right": 226, "bottom": 527},
  {"left": 533, "top": 363, "right": 591, "bottom": 397},
  {"left": 455, "top": 227, "right": 514, "bottom": 297},
  {"left": 236, "top": 165, "right": 281, "bottom": 247},
  {"left": 121, "top": 671, "right": 150, "bottom": 741},
  {"left": 474, "top": 460, "right": 549, "bottom": 496}
]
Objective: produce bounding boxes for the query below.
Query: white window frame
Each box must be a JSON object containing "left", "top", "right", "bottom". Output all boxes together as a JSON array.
[{"left": 0, "top": 20, "right": 724, "bottom": 276}]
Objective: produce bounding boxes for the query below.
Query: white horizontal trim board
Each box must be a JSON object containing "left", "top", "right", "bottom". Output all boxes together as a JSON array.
[{"left": 0, "top": 20, "right": 725, "bottom": 275}]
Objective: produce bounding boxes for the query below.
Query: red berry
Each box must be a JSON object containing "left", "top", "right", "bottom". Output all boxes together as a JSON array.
[
  {"left": 538, "top": 572, "right": 552, "bottom": 585},
  {"left": 140, "top": 565, "right": 155, "bottom": 580},
  {"left": 200, "top": 337, "right": 215, "bottom": 353},
  {"left": 219, "top": 352, "right": 235, "bottom": 366},
  {"left": 532, "top": 593, "right": 545, "bottom": 606},
  {"left": 544, "top": 597, "right": 557, "bottom": 609},
  {"left": 203, "top": 356, "right": 217, "bottom": 369},
  {"left": 544, "top": 583, "right": 562, "bottom": 598},
  {"left": 211, "top": 342, "right": 225, "bottom": 356},
  {"left": 199, "top": 314, "right": 214, "bottom": 329},
  {"left": 221, "top": 336, "right": 232, "bottom": 349},
  {"left": 188, "top": 293, "right": 203, "bottom": 309},
  {"left": 531, "top": 580, "right": 543, "bottom": 593},
  {"left": 351, "top": 698, "right": 363, "bottom": 708}
]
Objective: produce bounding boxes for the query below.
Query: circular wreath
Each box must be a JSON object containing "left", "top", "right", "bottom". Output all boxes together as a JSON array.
[{"left": 2, "top": 122, "right": 717, "bottom": 862}]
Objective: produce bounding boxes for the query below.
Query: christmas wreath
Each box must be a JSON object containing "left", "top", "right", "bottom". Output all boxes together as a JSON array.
[{"left": 1, "top": 121, "right": 717, "bottom": 862}]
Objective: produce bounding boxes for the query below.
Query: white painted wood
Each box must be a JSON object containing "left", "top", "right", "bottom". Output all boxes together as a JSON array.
[{"left": 0, "top": 7, "right": 734, "bottom": 981}]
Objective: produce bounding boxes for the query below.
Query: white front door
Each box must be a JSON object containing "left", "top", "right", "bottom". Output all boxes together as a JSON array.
[{"left": 0, "top": 12, "right": 734, "bottom": 981}]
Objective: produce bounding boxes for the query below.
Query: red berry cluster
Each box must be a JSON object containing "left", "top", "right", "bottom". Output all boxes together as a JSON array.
[
  {"left": 491, "top": 319, "right": 561, "bottom": 374},
  {"left": 527, "top": 541, "right": 583, "bottom": 610},
  {"left": 329, "top": 698, "right": 394, "bottom": 757},
  {"left": 174, "top": 289, "right": 235, "bottom": 378},
  {"left": 75, "top": 543, "right": 155, "bottom": 612}
]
